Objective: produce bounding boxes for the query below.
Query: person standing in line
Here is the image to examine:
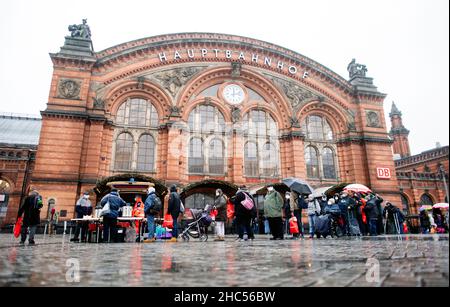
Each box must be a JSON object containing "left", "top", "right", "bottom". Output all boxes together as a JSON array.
[
  {"left": 289, "top": 190, "right": 304, "bottom": 239},
  {"left": 167, "top": 185, "right": 181, "bottom": 242},
  {"left": 71, "top": 192, "right": 92, "bottom": 242},
  {"left": 264, "top": 184, "right": 285, "bottom": 240},
  {"left": 283, "top": 192, "right": 292, "bottom": 235},
  {"left": 17, "top": 188, "right": 43, "bottom": 245},
  {"left": 100, "top": 188, "right": 126, "bottom": 243},
  {"left": 143, "top": 187, "right": 160, "bottom": 243},
  {"left": 306, "top": 194, "right": 321, "bottom": 238},
  {"left": 213, "top": 189, "right": 227, "bottom": 241},
  {"left": 233, "top": 186, "right": 256, "bottom": 241}
]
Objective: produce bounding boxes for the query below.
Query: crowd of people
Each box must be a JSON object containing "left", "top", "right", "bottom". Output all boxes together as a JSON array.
[{"left": 15, "top": 184, "right": 449, "bottom": 245}]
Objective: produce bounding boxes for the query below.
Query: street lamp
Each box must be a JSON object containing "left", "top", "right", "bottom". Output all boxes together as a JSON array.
[{"left": 439, "top": 164, "right": 449, "bottom": 203}]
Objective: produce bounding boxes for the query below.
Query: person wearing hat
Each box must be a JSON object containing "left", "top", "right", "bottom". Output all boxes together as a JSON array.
[
  {"left": 306, "top": 194, "right": 321, "bottom": 238},
  {"left": 233, "top": 185, "right": 256, "bottom": 241},
  {"left": 99, "top": 188, "right": 127, "bottom": 243},
  {"left": 17, "top": 188, "right": 43, "bottom": 245},
  {"left": 143, "top": 187, "right": 158, "bottom": 243},
  {"left": 264, "top": 184, "right": 285, "bottom": 240},
  {"left": 167, "top": 185, "right": 181, "bottom": 242},
  {"left": 71, "top": 191, "right": 92, "bottom": 242}
]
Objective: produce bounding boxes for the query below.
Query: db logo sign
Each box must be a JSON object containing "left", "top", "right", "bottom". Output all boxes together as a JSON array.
[{"left": 377, "top": 167, "right": 391, "bottom": 179}]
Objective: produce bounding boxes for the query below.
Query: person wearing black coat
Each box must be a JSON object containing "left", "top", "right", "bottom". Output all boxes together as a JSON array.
[
  {"left": 17, "top": 189, "right": 43, "bottom": 245},
  {"left": 364, "top": 196, "right": 379, "bottom": 236},
  {"left": 213, "top": 189, "right": 227, "bottom": 241},
  {"left": 71, "top": 191, "right": 93, "bottom": 242},
  {"left": 167, "top": 185, "right": 181, "bottom": 241},
  {"left": 233, "top": 186, "right": 256, "bottom": 241}
]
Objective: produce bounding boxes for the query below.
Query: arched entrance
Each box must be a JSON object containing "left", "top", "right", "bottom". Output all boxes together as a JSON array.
[
  {"left": 0, "top": 179, "right": 11, "bottom": 221},
  {"left": 94, "top": 174, "right": 168, "bottom": 205},
  {"left": 180, "top": 180, "right": 238, "bottom": 210}
]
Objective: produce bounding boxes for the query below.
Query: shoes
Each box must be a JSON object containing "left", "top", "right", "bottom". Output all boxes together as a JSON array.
[
  {"left": 28, "top": 240, "right": 35, "bottom": 245},
  {"left": 168, "top": 237, "right": 177, "bottom": 243},
  {"left": 270, "top": 237, "right": 277, "bottom": 240},
  {"left": 70, "top": 238, "right": 80, "bottom": 242},
  {"left": 144, "top": 238, "right": 156, "bottom": 243},
  {"left": 19, "top": 241, "right": 25, "bottom": 245},
  {"left": 214, "top": 237, "right": 225, "bottom": 241}
]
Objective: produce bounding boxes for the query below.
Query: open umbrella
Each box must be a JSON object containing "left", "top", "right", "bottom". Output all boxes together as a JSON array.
[
  {"left": 312, "top": 186, "right": 333, "bottom": 198},
  {"left": 343, "top": 183, "right": 372, "bottom": 194},
  {"left": 419, "top": 205, "right": 433, "bottom": 211},
  {"left": 282, "top": 177, "right": 314, "bottom": 195},
  {"left": 432, "top": 203, "right": 449, "bottom": 209},
  {"left": 324, "top": 182, "right": 349, "bottom": 198}
]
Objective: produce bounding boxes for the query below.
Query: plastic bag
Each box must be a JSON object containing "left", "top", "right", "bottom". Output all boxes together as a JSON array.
[
  {"left": 162, "top": 214, "right": 173, "bottom": 229},
  {"left": 289, "top": 216, "right": 299, "bottom": 234},
  {"left": 227, "top": 201, "right": 235, "bottom": 219},
  {"left": 14, "top": 217, "right": 22, "bottom": 238}
]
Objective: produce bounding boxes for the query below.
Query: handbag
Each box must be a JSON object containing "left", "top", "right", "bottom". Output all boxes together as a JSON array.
[
  {"left": 14, "top": 217, "right": 22, "bottom": 238},
  {"left": 100, "top": 201, "right": 111, "bottom": 217}
]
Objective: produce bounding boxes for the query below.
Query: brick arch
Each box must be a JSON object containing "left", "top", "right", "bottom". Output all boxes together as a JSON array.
[
  {"left": 297, "top": 101, "right": 348, "bottom": 136},
  {"left": 104, "top": 79, "right": 172, "bottom": 121},
  {"left": 419, "top": 193, "right": 435, "bottom": 205},
  {"left": 0, "top": 176, "right": 14, "bottom": 193},
  {"left": 177, "top": 66, "right": 292, "bottom": 129}
]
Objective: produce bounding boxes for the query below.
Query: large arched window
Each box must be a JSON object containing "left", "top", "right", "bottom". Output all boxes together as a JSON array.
[
  {"left": 189, "top": 138, "right": 204, "bottom": 173},
  {"left": 187, "top": 104, "right": 226, "bottom": 175},
  {"left": 116, "top": 98, "right": 159, "bottom": 127},
  {"left": 242, "top": 110, "right": 279, "bottom": 177},
  {"left": 208, "top": 139, "right": 224, "bottom": 175},
  {"left": 302, "top": 115, "right": 338, "bottom": 180},
  {"left": 302, "top": 115, "right": 333, "bottom": 141},
  {"left": 420, "top": 194, "right": 434, "bottom": 206},
  {"left": 322, "top": 147, "right": 336, "bottom": 179},
  {"left": 114, "top": 98, "right": 159, "bottom": 173},
  {"left": 0, "top": 179, "right": 11, "bottom": 219},
  {"left": 305, "top": 146, "right": 319, "bottom": 178},
  {"left": 137, "top": 134, "right": 155, "bottom": 172},
  {"left": 401, "top": 194, "right": 410, "bottom": 215},
  {"left": 115, "top": 133, "right": 133, "bottom": 170},
  {"left": 244, "top": 141, "right": 258, "bottom": 177}
]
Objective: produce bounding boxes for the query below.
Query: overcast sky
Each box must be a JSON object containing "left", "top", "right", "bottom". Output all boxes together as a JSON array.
[{"left": 0, "top": 0, "right": 448, "bottom": 155}]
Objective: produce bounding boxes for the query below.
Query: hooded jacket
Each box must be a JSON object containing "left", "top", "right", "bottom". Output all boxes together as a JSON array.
[
  {"left": 100, "top": 191, "right": 127, "bottom": 218},
  {"left": 214, "top": 190, "right": 227, "bottom": 222},
  {"left": 18, "top": 191, "right": 42, "bottom": 226},
  {"left": 75, "top": 196, "right": 92, "bottom": 218},
  {"left": 168, "top": 186, "right": 181, "bottom": 217},
  {"left": 264, "top": 190, "right": 284, "bottom": 218}
]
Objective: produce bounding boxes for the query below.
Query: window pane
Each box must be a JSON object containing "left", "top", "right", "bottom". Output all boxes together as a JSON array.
[
  {"left": 323, "top": 119, "right": 333, "bottom": 140},
  {"left": 115, "top": 98, "right": 158, "bottom": 128},
  {"left": 137, "top": 134, "right": 155, "bottom": 172},
  {"left": 245, "top": 142, "right": 258, "bottom": 176},
  {"left": 189, "top": 138, "right": 204, "bottom": 173},
  {"left": 420, "top": 194, "right": 433, "bottom": 206},
  {"left": 260, "top": 142, "right": 278, "bottom": 177},
  {"left": 305, "top": 146, "right": 319, "bottom": 178},
  {"left": 322, "top": 148, "right": 336, "bottom": 179},
  {"left": 209, "top": 139, "right": 224, "bottom": 174},
  {"left": 115, "top": 133, "right": 133, "bottom": 170},
  {"left": 188, "top": 104, "right": 225, "bottom": 133},
  {"left": 307, "top": 116, "right": 324, "bottom": 140}
]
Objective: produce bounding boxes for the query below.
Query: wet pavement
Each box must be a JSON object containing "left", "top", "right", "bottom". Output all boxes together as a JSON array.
[{"left": 0, "top": 234, "right": 448, "bottom": 287}]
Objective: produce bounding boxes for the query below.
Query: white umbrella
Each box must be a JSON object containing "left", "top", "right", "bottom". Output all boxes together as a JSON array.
[
  {"left": 312, "top": 186, "right": 333, "bottom": 198},
  {"left": 343, "top": 183, "right": 372, "bottom": 193},
  {"left": 433, "top": 203, "right": 449, "bottom": 209}
]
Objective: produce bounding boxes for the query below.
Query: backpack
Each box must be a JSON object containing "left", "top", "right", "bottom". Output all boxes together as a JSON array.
[
  {"left": 33, "top": 195, "right": 43, "bottom": 210},
  {"left": 145, "top": 195, "right": 162, "bottom": 215},
  {"left": 241, "top": 193, "right": 254, "bottom": 210}
]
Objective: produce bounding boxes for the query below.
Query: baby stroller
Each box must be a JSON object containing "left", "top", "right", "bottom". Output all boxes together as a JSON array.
[{"left": 178, "top": 204, "right": 214, "bottom": 242}]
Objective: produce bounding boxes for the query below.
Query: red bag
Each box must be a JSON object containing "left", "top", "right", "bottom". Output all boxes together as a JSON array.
[
  {"left": 162, "top": 214, "right": 173, "bottom": 229},
  {"left": 227, "top": 200, "right": 235, "bottom": 219},
  {"left": 210, "top": 209, "right": 218, "bottom": 219},
  {"left": 14, "top": 217, "right": 22, "bottom": 238},
  {"left": 289, "top": 216, "right": 299, "bottom": 234},
  {"left": 403, "top": 222, "right": 408, "bottom": 234}
]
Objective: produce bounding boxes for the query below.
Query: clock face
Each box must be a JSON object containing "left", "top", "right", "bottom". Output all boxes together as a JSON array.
[{"left": 223, "top": 84, "right": 245, "bottom": 105}]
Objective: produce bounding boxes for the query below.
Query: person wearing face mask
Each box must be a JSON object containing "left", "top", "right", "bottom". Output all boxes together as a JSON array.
[
  {"left": 306, "top": 194, "right": 321, "bottom": 238},
  {"left": 338, "top": 191, "right": 354, "bottom": 236},
  {"left": 283, "top": 192, "right": 292, "bottom": 235},
  {"left": 71, "top": 191, "right": 92, "bottom": 242},
  {"left": 319, "top": 194, "right": 328, "bottom": 215},
  {"left": 264, "top": 184, "right": 285, "bottom": 240},
  {"left": 213, "top": 189, "right": 227, "bottom": 241}
]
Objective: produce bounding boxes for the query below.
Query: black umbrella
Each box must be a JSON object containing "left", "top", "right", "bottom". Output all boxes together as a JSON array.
[
  {"left": 282, "top": 177, "right": 314, "bottom": 195},
  {"left": 324, "top": 182, "right": 349, "bottom": 198}
]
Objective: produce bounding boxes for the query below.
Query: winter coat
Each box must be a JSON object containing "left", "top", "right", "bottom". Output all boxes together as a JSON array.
[
  {"left": 307, "top": 199, "right": 321, "bottom": 216},
  {"left": 144, "top": 193, "right": 157, "bottom": 217},
  {"left": 214, "top": 193, "right": 227, "bottom": 222},
  {"left": 168, "top": 191, "right": 181, "bottom": 218},
  {"left": 75, "top": 197, "right": 92, "bottom": 218},
  {"left": 324, "top": 203, "right": 341, "bottom": 215},
  {"left": 364, "top": 198, "right": 379, "bottom": 220},
  {"left": 100, "top": 191, "right": 127, "bottom": 219},
  {"left": 289, "top": 191, "right": 299, "bottom": 212},
  {"left": 18, "top": 191, "right": 42, "bottom": 226},
  {"left": 338, "top": 197, "right": 355, "bottom": 215},
  {"left": 234, "top": 190, "right": 256, "bottom": 218},
  {"left": 264, "top": 190, "right": 284, "bottom": 218},
  {"left": 419, "top": 212, "right": 431, "bottom": 228}
]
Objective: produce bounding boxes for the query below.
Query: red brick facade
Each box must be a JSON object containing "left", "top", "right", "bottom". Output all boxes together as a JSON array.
[{"left": 3, "top": 33, "right": 406, "bottom": 223}]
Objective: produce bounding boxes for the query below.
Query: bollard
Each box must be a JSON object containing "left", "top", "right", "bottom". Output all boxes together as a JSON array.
[{"left": 64, "top": 221, "right": 67, "bottom": 234}]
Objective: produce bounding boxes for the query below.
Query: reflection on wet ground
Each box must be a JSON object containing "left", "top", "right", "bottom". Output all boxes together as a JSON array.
[{"left": 0, "top": 234, "right": 448, "bottom": 287}]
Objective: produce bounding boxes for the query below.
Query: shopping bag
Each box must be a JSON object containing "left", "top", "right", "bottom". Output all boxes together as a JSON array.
[
  {"left": 210, "top": 209, "right": 218, "bottom": 220},
  {"left": 227, "top": 200, "right": 235, "bottom": 219},
  {"left": 289, "top": 216, "right": 299, "bottom": 234},
  {"left": 14, "top": 217, "right": 22, "bottom": 238},
  {"left": 162, "top": 214, "right": 173, "bottom": 229},
  {"left": 403, "top": 222, "right": 408, "bottom": 234}
]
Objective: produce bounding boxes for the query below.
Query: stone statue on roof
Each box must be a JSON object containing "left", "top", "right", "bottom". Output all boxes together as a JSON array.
[
  {"left": 68, "top": 19, "right": 91, "bottom": 39},
  {"left": 347, "top": 58, "right": 367, "bottom": 79}
]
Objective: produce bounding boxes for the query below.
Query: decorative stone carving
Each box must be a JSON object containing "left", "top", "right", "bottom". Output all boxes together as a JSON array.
[
  {"left": 137, "top": 76, "right": 145, "bottom": 89},
  {"left": 170, "top": 106, "right": 181, "bottom": 117},
  {"left": 289, "top": 116, "right": 301, "bottom": 128},
  {"left": 68, "top": 19, "right": 91, "bottom": 39},
  {"left": 273, "top": 78, "right": 315, "bottom": 110},
  {"left": 58, "top": 79, "right": 81, "bottom": 99},
  {"left": 347, "top": 109, "right": 357, "bottom": 131},
  {"left": 93, "top": 97, "right": 105, "bottom": 109},
  {"left": 231, "top": 106, "right": 241, "bottom": 123},
  {"left": 231, "top": 62, "right": 242, "bottom": 78},
  {"left": 347, "top": 58, "right": 367, "bottom": 79},
  {"left": 153, "top": 67, "right": 202, "bottom": 98},
  {"left": 366, "top": 110, "right": 380, "bottom": 127}
]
